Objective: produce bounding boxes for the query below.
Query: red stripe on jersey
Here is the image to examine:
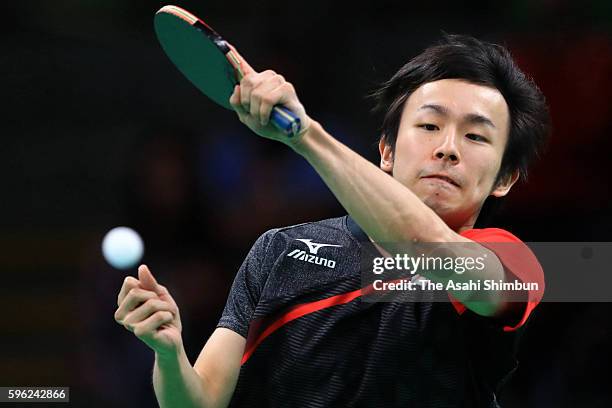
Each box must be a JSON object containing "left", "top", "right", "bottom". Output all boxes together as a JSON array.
[
  {"left": 241, "top": 288, "right": 364, "bottom": 364},
  {"left": 241, "top": 277, "right": 413, "bottom": 364}
]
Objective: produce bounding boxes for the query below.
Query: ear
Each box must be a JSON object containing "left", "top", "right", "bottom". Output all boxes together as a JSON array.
[
  {"left": 491, "top": 169, "right": 520, "bottom": 198},
  {"left": 378, "top": 137, "right": 394, "bottom": 174}
]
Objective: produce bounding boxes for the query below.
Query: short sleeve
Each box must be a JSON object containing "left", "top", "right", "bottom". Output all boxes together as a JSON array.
[
  {"left": 454, "top": 228, "right": 545, "bottom": 332},
  {"left": 217, "top": 229, "right": 278, "bottom": 338}
]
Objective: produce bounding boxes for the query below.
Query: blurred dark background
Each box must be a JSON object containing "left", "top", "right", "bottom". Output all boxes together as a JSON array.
[{"left": 1, "top": 0, "right": 611, "bottom": 406}]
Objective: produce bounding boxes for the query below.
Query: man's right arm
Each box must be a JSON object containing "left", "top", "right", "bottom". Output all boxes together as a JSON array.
[{"left": 153, "top": 328, "right": 245, "bottom": 408}]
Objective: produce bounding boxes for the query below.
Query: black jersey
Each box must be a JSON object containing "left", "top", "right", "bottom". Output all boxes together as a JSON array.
[{"left": 218, "top": 216, "right": 542, "bottom": 407}]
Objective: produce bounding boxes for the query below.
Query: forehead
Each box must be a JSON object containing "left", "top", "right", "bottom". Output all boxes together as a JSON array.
[{"left": 403, "top": 79, "right": 510, "bottom": 133}]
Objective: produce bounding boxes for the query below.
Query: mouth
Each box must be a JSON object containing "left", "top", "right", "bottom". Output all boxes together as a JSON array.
[{"left": 422, "top": 174, "right": 460, "bottom": 188}]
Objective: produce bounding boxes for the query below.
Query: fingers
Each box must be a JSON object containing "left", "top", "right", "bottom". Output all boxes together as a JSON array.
[
  {"left": 117, "top": 276, "right": 141, "bottom": 307},
  {"left": 122, "top": 298, "right": 176, "bottom": 331},
  {"left": 138, "top": 264, "right": 164, "bottom": 295},
  {"left": 228, "top": 67, "right": 311, "bottom": 142},
  {"left": 252, "top": 77, "right": 285, "bottom": 124},
  {"left": 114, "top": 287, "right": 158, "bottom": 324},
  {"left": 230, "top": 70, "right": 288, "bottom": 125},
  {"left": 239, "top": 70, "right": 274, "bottom": 112},
  {"left": 230, "top": 86, "right": 249, "bottom": 127},
  {"left": 251, "top": 72, "right": 284, "bottom": 114},
  {"left": 133, "top": 310, "right": 174, "bottom": 339},
  {"left": 259, "top": 83, "right": 294, "bottom": 126},
  {"left": 227, "top": 43, "right": 254, "bottom": 76}
]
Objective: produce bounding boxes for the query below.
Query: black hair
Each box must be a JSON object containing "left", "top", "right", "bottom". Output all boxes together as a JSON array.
[{"left": 370, "top": 34, "right": 551, "bottom": 187}]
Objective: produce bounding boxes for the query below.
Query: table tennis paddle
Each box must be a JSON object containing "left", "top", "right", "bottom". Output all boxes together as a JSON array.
[{"left": 154, "top": 5, "right": 301, "bottom": 137}]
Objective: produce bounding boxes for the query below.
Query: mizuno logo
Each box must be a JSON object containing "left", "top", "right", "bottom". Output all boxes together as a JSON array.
[
  {"left": 286, "top": 239, "right": 342, "bottom": 269},
  {"left": 295, "top": 239, "right": 342, "bottom": 255}
]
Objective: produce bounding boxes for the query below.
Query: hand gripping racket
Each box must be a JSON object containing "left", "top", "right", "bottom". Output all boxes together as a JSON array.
[{"left": 154, "top": 5, "right": 302, "bottom": 137}]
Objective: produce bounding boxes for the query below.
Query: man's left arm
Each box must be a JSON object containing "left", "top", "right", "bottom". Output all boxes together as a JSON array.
[{"left": 229, "top": 69, "right": 533, "bottom": 319}]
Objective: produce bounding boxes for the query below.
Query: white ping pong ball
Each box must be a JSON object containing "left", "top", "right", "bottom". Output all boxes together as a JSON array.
[{"left": 102, "top": 227, "right": 144, "bottom": 269}]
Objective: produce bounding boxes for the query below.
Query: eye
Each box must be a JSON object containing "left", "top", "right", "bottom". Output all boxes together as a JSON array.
[
  {"left": 419, "top": 124, "right": 439, "bottom": 131},
  {"left": 466, "top": 133, "right": 488, "bottom": 143}
]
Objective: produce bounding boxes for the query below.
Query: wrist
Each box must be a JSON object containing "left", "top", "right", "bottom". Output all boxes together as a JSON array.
[
  {"left": 155, "top": 344, "right": 186, "bottom": 368},
  {"left": 287, "top": 118, "right": 321, "bottom": 156}
]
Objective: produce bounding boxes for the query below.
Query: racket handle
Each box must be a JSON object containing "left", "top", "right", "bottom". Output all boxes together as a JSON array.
[{"left": 271, "top": 106, "right": 301, "bottom": 137}]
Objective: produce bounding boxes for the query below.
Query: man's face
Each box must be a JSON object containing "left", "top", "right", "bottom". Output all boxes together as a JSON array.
[{"left": 379, "top": 79, "right": 516, "bottom": 231}]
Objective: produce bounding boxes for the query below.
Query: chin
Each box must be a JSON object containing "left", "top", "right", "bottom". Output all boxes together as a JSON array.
[
  {"left": 419, "top": 187, "right": 455, "bottom": 209},
  {"left": 421, "top": 194, "right": 461, "bottom": 219},
  {"left": 422, "top": 197, "right": 454, "bottom": 215},
  {"left": 422, "top": 198, "right": 474, "bottom": 231}
]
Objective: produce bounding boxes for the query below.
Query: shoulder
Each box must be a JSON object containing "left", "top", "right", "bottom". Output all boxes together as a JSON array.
[{"left": 255, "top": 216, "right": 357, "bottom": 250}]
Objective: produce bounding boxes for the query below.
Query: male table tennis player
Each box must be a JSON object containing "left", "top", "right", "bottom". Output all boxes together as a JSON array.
[{"left": 115, "top": 35, "right": 550, "bottom": 407}]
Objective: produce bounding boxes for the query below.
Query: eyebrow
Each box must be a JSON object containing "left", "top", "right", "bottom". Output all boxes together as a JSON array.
[{"left": 417, "top": 103, "right": 497, "bottom": 129}]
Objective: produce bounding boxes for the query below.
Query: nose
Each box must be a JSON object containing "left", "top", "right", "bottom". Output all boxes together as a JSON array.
[{"left": 432, "top": 129, "right": 460, "bottom": 163}]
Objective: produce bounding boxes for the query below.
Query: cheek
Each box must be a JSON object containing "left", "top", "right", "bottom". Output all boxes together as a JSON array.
[
  {"left": 395, "top": 130, "right": 429, "bottom": 161},
  {"left": 392, "top": 138, "right": 423, "bottom": 181},
  {"left": 469, "top": 154, "right": 502, "bottom": 194}
]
